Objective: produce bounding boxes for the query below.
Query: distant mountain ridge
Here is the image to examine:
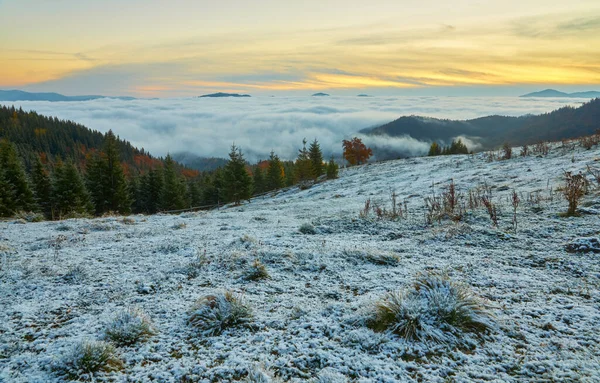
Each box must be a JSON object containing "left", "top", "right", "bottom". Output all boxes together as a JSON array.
[
  {"left": 520, "top": 89, "right": 600, "bottom": 98},
  {"left": 363, "top": 98, "right": 600, "bottom": 158},
  {"left": 0, "top": 90, "right": 136, "bottom": 102},
  {"left": 198, "top": 92, "right": 251, "bottom": 98}
]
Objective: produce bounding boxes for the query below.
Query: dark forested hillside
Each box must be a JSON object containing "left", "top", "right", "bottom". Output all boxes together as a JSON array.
[
  {"left": 364, "top": 98, "right": 600, "bottom": 152},
  {"left": 0, "top": 105, "right": 166, "bottom": 173}
]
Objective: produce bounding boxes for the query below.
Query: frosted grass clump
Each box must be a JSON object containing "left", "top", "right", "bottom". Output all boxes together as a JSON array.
[
  {"left": 244, "top": 259, "right": 270, "bottom": 281},
  {"left": 52, "top": 340, "right": 123, "bottom": 380},
  {"left": 104, "top": 308, "right": 156, "bottom": 347},
  {"left": 299, "top": 223, "right": 317, "bottom": 235},
  {"left": 368, "top": 273, "right": 494, "bottom": 346},
  {"left": 188, "top": 291, "right": 253, "bottom": 336}
]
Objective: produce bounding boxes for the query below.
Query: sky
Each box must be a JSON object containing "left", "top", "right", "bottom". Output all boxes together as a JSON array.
[{"left": 1, "top": 0, "right": 600, "bottom": 97}]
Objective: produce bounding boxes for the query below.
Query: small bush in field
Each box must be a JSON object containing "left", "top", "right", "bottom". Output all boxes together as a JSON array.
[
  {"left": 579, "top": 134, "right": 599, "bottom": 150},
  {"left": 244, "top": 259, "right": 270, "bottom": 281},
  {"left": 563, "top": 171, "right": 588, "bottom": 216},
  {"left": 188, "top": 291, "right": 253, "bottom": 336},
  {"left": 367, "top": 273, "right": 493, "bottom": 346},
  {"left": 532, "top": 141, "right": 550, "bottom": 156},
  {"left": 299, "top": 223, "right": 317, "bottom": 235},
  {"left": 520, "top": 144, "right": 529, "bottom": 157},
  {"left": 501, "top": 143, "right": 512, "bottom": 160},
  {"left": 104, "top": 308, "right": 156, "bottom": 347},
  {"left": 52, "top": 340, "right": 123, "bottom": 380}
]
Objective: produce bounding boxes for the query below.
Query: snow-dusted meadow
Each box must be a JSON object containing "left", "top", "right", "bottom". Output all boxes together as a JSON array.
[{"left": 1, "top": 143, "right": 600, "bottom": 382}]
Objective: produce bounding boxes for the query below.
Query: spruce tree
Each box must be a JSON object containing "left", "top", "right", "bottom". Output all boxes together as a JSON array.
[
  {"left": 202, "top": 169, "right": 224, "bottom": 206},
  {"left": 86, "top": 152, "right": 109, "bottom": 214},
  {"left": 222, "top": 144, "right": 253, "bottom": 205},
  {"left": 188, "top": 180, "right": 203, "bottom": 208},
  {"left": 253, "top": 166, "right": 266, "bottom": 195},
  {"left": 0, "top": 165, "right": 14, "bottom": 217},
  {"left": 52, "top": 160, "right": 94, "bottom": 218},
  {"left": 161, "top": 155, "right": 187, "bottom": 211},
  {"left": 326, "top": 156, "right": 339, "bottom": 180},
  {"left": 295, "top": 139, "right": 313, "bottom": 183},
  {"left": 0, "top": 140, "right": 35, "bottom": 215},
  {"left": 103, "top": 130, "right": 132, "bottom": 214},
  {"left": 266, "top": 151, "right": 284, "bottom": 191},
  {"left": 428, "top": 142, "right": 442, "bottom": 156},
  {"left": 284, "top": 162, "right": 296, "bottom": 187},
  {"left": 147, "top": 168, "right": 164, "bottom": 213},
  {"left": 31, "top": 156, "right": 52, "bottom": 218},
  {"left": 308, "top": 138, "right": 324, "bottom": 179}
]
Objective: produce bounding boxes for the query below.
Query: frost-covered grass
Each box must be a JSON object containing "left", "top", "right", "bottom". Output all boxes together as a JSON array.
[
  {"left": 104, "top": 308, "right": 156, "bottom": 347},
  {"left": 188, "top": 291, "right": 253, "bottom": 336},
  {"left": 244, "top": 259, "right": 270, "bottom": 281},
  {"left": 2, "top": 142, "right": 600, "bottom": 382},
  {"left": 51, "top": 340, "right": 123, "bottom": 380},
  {"left": 367, "top": 273, "right": 493, "bottom": 346}
]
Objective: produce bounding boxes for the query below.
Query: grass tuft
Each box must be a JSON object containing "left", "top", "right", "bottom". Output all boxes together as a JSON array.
[
  {"left": 188, "top": 291, "right": 253, "bottom": 336},
  {"left": 367, "top": 272, "right": 493, "bottom": 346},
  {"left": 52, "top": 340, "right": 124, "bottom": 380},
  {"left": 244, "top": 259, "right": 270, "bottom": 281},
  {"left": 104, "top": 308, "right": 156, "bottom": 347}
]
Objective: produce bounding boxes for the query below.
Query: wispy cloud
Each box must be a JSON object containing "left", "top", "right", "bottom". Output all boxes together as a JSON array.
[{"left": 3, "top": 9, "right": 600, "bottom": 95}]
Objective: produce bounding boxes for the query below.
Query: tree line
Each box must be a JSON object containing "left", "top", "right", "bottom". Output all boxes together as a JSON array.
[{"left": 0, "top": 131, "right": 340, "bottom": 218}]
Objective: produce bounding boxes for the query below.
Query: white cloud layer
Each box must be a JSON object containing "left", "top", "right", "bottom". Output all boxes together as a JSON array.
[{"left": 1, "top": 96, "right": 584, "bottom": 161}]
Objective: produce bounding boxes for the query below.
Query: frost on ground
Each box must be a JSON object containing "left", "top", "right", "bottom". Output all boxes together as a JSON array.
[{"left": 1, "top": 144, "right": 600, "bottom": 382}]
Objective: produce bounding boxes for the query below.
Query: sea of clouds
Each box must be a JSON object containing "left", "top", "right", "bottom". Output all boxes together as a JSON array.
[{"left": 0, "top": 96, "right": 585, "bottom": 161}]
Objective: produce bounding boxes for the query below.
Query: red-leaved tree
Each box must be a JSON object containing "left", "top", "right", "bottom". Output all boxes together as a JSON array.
[{"left": 342, "top": 137, "right": 373, "bottom": 165}]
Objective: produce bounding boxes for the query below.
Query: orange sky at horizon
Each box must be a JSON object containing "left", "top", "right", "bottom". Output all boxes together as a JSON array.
[{"left": 1, "top": 0, "right": 599, "bottom": 96}]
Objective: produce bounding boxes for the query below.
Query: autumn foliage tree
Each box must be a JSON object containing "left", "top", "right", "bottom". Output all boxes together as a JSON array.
[{"left": 342, "top": 137, "right": 372, "bottom": 165}]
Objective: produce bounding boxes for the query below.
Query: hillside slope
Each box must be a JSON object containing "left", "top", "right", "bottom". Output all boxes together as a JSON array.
[
  {"left": 1, "top": 143, "right": 600, "bottom": 382},
  {"left": 364, "top": 98, "right": 600, "bottom": 153}
]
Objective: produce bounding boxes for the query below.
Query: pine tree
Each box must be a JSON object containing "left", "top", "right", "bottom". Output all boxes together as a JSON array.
[
  {"left": 202, "top": 169, "right": 223, "bottom": 207},
  {"left": 147, "top": 168, "right": 164, "bottom": 214},
  {"left": 86, "top": 152, "right": 109, "bottom": 214},
  {"left": 253, "top": 166, "right": 266, "bottom": 195},
  {"left": 326, "top": 156, "right": 339, "bottom": 179},
  {"left": 0, "top": 165, "right": 14, "bottom": 217},
  {"left": 266, "top": 151, "right": 284, "bottom": 191},
  {"left": 428, "top": 142, "right": 442, "bottom": 156},
  {"left": 103, "top": 130, "right": 132, "bottom": 214},
  {"left": 295, "top": 139, "right": 313, "bottom": 183},
  {"left": 188, "top": 180, "right": 203, "bottom": 208},
  {"left": 308, "top": 138, "right": 324, "bottom": 179},
  {"left": 52, "top": 160, "right": 94, "bottom": 218},
  {"left": 161, "top": 154, "right": 187, "bottom": 211},
  {"left": 284, "top": 162, "right": 296, "bottom": 187},
  {"left": 0, "top": 140, "right": 35, "bottom": 216},
  {"left": 222, "top": 144, "right": 253, "bottom": 205},
  {"left": 31, "top": 156, "right": 52, "bottom": 218}
]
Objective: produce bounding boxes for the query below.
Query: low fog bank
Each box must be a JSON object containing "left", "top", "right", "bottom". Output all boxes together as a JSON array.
[{"left": 1, "top": 96, "right": 582, "bottom": 162}]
